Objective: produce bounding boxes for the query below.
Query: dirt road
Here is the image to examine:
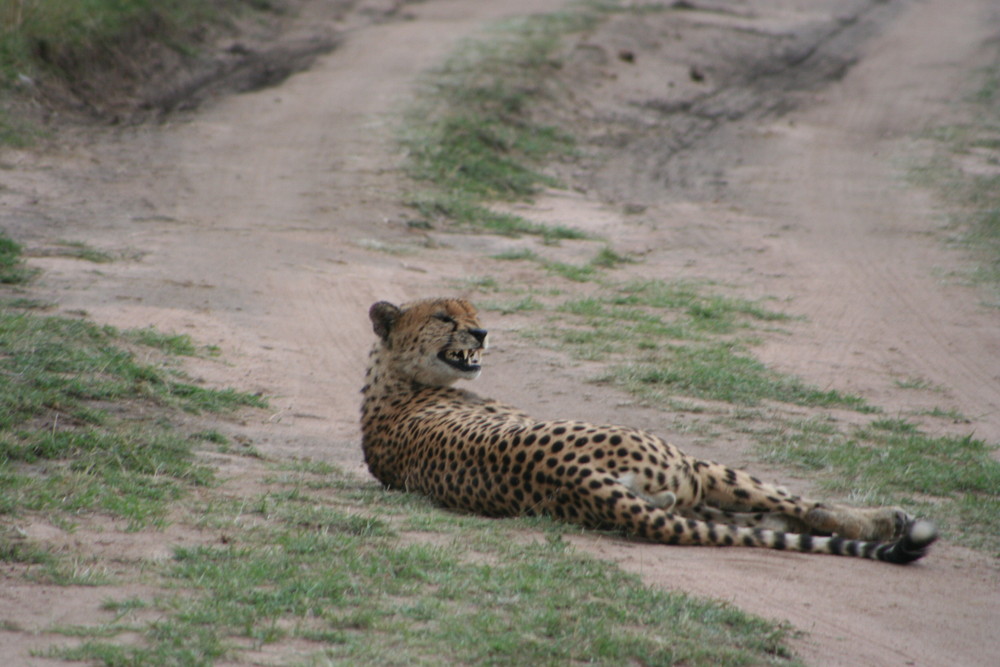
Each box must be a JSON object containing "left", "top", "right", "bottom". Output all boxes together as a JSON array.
[{"left": 2, "top": 0, "right": 999, "bottom": 665}]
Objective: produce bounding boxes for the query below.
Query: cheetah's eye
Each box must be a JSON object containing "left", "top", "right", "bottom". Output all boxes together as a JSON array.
[{"left": 433, "top": 313, "right": 456, "bottom": 325}]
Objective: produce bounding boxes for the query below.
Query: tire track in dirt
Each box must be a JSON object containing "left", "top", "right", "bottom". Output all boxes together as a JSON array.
[{"left": 739, "top": 0, "right": 1000, "bottom": 442}]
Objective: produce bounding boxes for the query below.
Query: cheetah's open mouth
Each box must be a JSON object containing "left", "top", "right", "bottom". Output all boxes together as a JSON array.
[{"left": 439, "top": 348, "right": 482, "bottom": 373}]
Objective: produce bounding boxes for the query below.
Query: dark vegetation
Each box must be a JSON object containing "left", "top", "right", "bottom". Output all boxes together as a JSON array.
[{"left": 0, "top": 0, "right": 334, "bottom": 129}]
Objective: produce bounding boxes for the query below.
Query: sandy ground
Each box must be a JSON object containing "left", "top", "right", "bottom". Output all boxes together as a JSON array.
[{"left": 2, "top": 0, "right": 999, "bottom": 665}]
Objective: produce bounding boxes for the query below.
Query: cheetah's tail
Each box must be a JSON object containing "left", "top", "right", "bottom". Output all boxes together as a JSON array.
[
  {"left": 851, "top": 519, "right": 938, "bottom": 564},
  {"left": 730, "top": 518, "right": 938, "bottom": 564}
]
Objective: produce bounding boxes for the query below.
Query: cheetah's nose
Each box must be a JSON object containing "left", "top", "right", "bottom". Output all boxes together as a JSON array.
[{"left": 469, "top": 328, "right": 488, "bottom": 344}]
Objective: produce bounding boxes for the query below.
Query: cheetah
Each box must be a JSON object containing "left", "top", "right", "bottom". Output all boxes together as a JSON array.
[{"left": 360, "top": 297, "right": 937, "bottom": 564}]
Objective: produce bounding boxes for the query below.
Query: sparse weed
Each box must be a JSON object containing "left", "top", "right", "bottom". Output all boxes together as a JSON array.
[
  {"left": 491, "top": 248, "right": 539, "bottom": 261},
  {"left": 448, "top": 275, "right": 503, "bottom": 292},
  {"left": 918, "top": 406, "right": 970, "bottom": 422},
  {"left": 0, "top": 108, "right": 40, "bottom": 147},
  {"left": 894, "top": 376, "right": 938, "bottom": 391},
  {"left": 408, "top": 192, "right": 587, "bottom": 241},
  {"left": 53, "top": 240, "right": 115, "bottom": 263},
  {"left": 480, "top": 295, "right": 545, "bottom": 314},
  {"left": 490, "top": 246, "right": 633, "bottom": 283},
  {"left": 912, "top": 58, "right": 1000, "bottom": 297}
]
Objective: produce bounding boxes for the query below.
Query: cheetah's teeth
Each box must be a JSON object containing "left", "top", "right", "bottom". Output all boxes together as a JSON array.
[{"left": 444, "top": 349, "right": 482, "bottom": 366}]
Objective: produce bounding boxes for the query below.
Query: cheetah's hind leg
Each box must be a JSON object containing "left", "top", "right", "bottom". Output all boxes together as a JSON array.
[
  {"left": 803, "top": 505, "right": 913, "bottom": 541},
  {"left": 691, "top": 462, "right": 915, "bottom": 541},
  {"left": 680, "top": 504, "right": 813, "bottom": 534},
  {"left": 691, "top": 500, "right": 914, "bottom": 541}
]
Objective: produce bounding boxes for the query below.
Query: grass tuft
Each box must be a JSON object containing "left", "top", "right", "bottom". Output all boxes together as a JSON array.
[{"left": 0, "top": 232, "right": 37, "bottom": 283}]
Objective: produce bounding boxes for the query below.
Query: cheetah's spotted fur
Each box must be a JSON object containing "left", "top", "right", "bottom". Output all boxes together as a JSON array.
[{"left": 360, "top": 298, "right": 937, "bottom": 564}]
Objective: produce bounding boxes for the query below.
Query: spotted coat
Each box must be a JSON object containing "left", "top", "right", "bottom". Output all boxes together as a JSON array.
[{"left": 360, "top": 298, "right": 936, "bottom": 564}]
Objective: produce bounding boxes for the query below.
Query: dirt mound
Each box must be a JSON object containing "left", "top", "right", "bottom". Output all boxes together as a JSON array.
[{"left": 12, "top": 0, "right": 368, "bottom": 122}]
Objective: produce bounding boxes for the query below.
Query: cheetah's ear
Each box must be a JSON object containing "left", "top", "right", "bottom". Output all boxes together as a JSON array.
[{"left": 370, "top": 301, "right": 401, "bottom": 340}]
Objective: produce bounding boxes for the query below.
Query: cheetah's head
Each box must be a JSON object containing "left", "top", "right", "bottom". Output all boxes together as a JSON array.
[{"left": 369, "top": 298, "right": 488, "bottom": 386}]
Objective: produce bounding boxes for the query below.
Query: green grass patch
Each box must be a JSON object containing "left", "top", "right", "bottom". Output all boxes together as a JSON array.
[
  {"left": 0, "top": 528, "right": 106, "bottom": 585},
  {"left": 609, "top": 280, "right": 791, "bottom": 327},
  {"left": 529, "top": 280, "right": 867, "bottom": 409},
  {"left": 602, "top": 345, "right": 868, "bottom": 410},
  {"left": 400, "top": 6, "right": 613, "bottom": 240},
  {"left": 554, "top": 279, "right": 790, "bottom": 338},
  {"left": 757, "top": 417, "right": 1000, "bottom": 554},
  {"left": 546, "top": 260, "right": 599, "bottom": 282},
  {"left": 407, "top": 114, "right": 570, "bottom": 200},
  {"left": 0, "top": 529, "right": 57, "bottom": 566},
  {"left": 51, "top": 465, "right": 798, "bottom": 666},
  {"left": 0, "top": 301, "right": 266, "bottom": 529}
]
